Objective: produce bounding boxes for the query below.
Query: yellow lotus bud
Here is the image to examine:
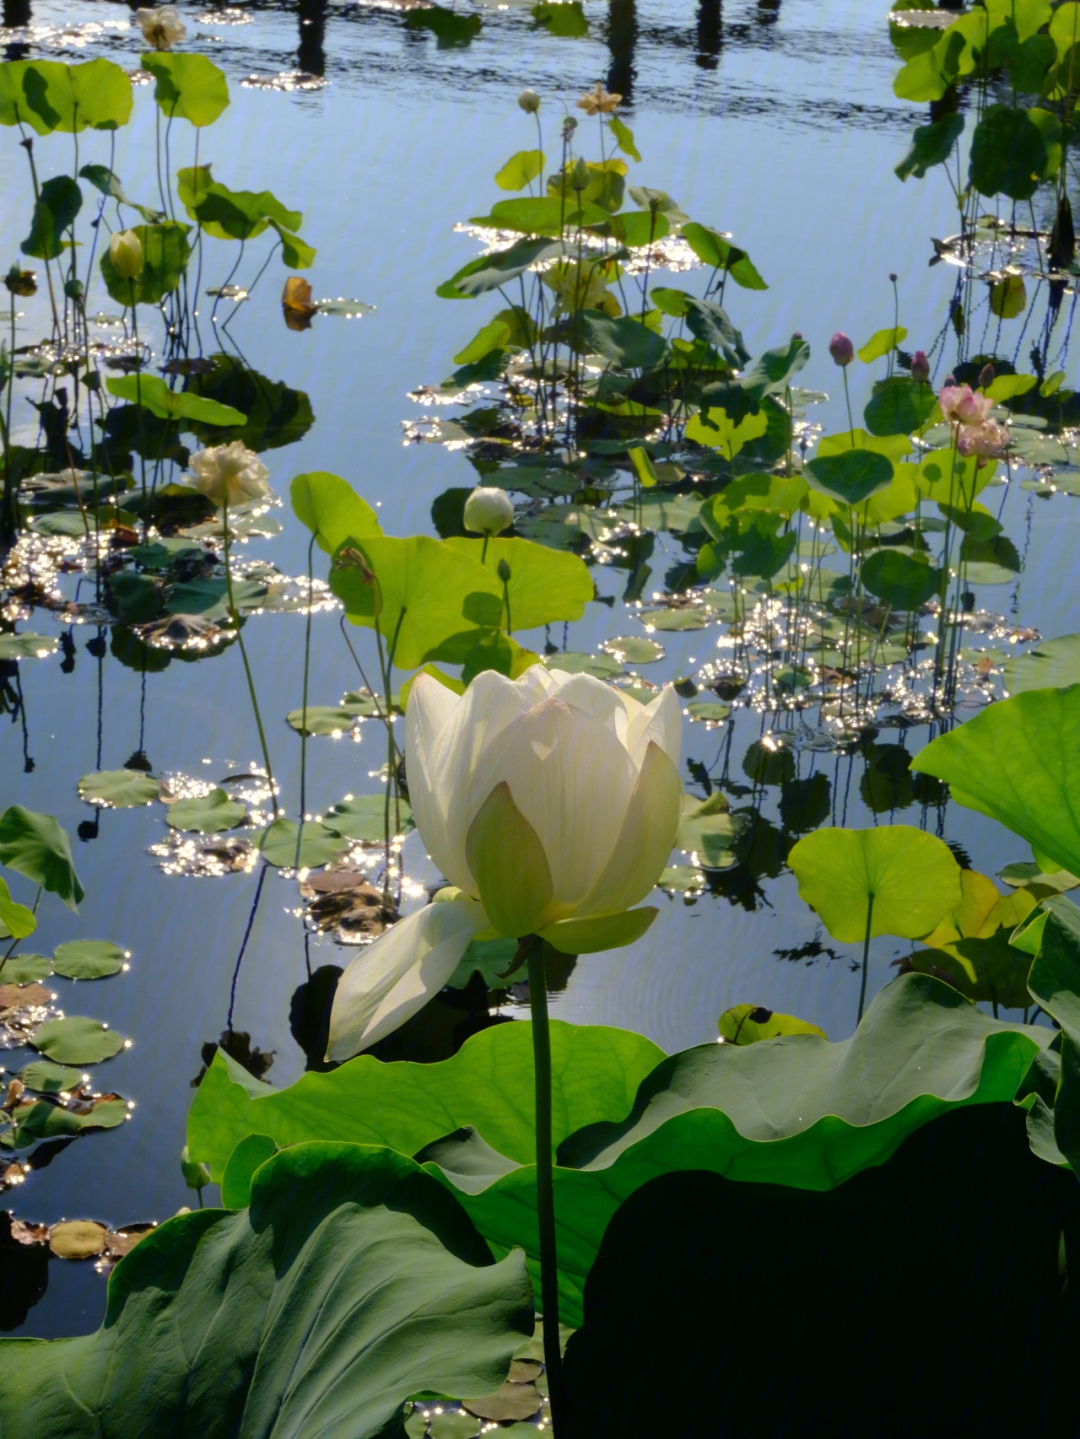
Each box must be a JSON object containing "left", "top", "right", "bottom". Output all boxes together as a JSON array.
[
  {"left": 463, "top": 485, "right": 514, "bottom": 537},
  {"left": 109, "top": 229, "right": 144, "bottom": 282}
]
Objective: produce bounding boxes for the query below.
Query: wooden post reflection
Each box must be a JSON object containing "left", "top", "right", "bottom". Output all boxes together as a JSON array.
[
  {"left": 607, "top": 0, "right": 636, "bottom": 104},
  {"left": 696, "top": 0, "right": 721, "bottom": 69},
  {"left": 298, "top": 0, "right": 326, "bottom": 77}
]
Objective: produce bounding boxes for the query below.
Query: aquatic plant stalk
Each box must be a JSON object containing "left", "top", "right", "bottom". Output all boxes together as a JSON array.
[
  {"left": 528, "top": 938, "right": 567, "bottom": 1433},
  {"left": 857, "top": 892, "right": 875, "bottom": 1025},
  {"left": 222, "top": 498, "right": 279, "bottom": 817}
]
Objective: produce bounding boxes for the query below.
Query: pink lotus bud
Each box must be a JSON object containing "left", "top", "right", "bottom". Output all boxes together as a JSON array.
[
  {"left": 911, "top": 350, "right": 930, "bottom": 384},
  {"left": 939, "top": 384, "right": 993, "bottom": 426},
  {"left": 829, "top": 332, "right": 854, "bottom": 366},
  {"left": 978, "top": 363, "right": 995, "bottom": 389}
]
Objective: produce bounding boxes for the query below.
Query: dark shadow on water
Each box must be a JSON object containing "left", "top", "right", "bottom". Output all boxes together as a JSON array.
[
  {"left": 564, "top": 1104, "right": 1080, "bottom": 1436},
  {"left": 191, "top": 1030, "right": 275, "bottom": 1088},
  {"left": 289, "top": 963, "right": 343, "bottom": 1072}
]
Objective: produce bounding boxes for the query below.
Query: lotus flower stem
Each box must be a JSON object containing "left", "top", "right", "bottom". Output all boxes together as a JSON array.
[
  {"left": 529, "top": 938, "right": 567, "bottom": 1432},
  {"left": 857, "top": 893, "right": 875, "bottom": 1025},
  {"left": 295, "top": 533, "right": 316, "bottom": 868},
  {"left": 222, "top": 498, "right": 279, "bottom": 818}
]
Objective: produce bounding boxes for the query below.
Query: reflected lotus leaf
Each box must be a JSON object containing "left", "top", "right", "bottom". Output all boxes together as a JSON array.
[{"left": 182, "top": 355, "right": 314, "bottom": 452}]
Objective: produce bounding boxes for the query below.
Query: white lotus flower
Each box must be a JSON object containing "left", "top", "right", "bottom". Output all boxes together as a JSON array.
[
  {"left": 327, "top": 667, "right": 682, "bottom": 1058},
  {"left": 108, "top": 230, "right": 143, "bottom": 282},
  {"left": 135, "top": 5, "right": 186, "bottom": 50},
  {"left": 187, "top": 441, "right": 270, "bottom": 509},
  {"left": 135, "top": 5, "right": 186, "bottom": 49}
]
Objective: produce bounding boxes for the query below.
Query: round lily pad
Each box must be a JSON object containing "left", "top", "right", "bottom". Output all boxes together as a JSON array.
[
  {"left": 638, "top": 606, "right": 714, "bottom": 632},
  {"left": 30, "top": 1016, "right": 126, "bottom": 1064},
  {"left": 542, "top": 651, "right": 624, "bottom": 679},
  {"left": 20, "top": 1060, "right": 83, "bottom": 1093},
  {"left": 0, "top": 633, "right": 59, "bottom": 660},
  {"left": 462, "top": 1383, "right": 542, "bottom": 1423},
  {"left": 166, "top": 788, "right": 247, "bottom": 833},
  {"left": 600, "top": 636, "right": 666, "bottom": 664},
  {"left": 49, "top": 1220, "right": 108, "bottom": 1260},
  {"left": 255, "top": 818, "right": 350, "bottom": 869},
  {"left": 78, "top": 769, "right": 159, "bottom": 808},
  {"left": 322, "top": 795, "right": 415, "bottom": 843},
  {"left": 686, "top": 700, "right": 731, "bottom": 724},
  {"left": 53, "top": 940, "right": 127, "bottom": 980},
  {"left": 285, "top": 705, "right": 362, "bottom": 737},
  {"left": 0, "top": 953, "right": 53, "bottom": 983}
]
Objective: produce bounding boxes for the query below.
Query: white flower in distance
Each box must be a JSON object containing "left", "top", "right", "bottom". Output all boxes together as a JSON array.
[
  {"left": 188, "top": 441, "right": 270, "bottom": 509},
  {"left": 135, "top": 5, "right": 186, "bottom": 49},
  {"left": 463, "top": 485, "right": 514, "bottom": 537},
  {"left": 327, "top": 667, "right": 683, "bottom": 1058}
]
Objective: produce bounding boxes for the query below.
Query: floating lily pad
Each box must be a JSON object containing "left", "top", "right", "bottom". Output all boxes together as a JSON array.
[
  {"left": 254, "top": 818, "right": 350, "bottom": 869},
  {"left": 49, "top": 1220, "right": 107, "bottom": 1260},
  {"left": 323, "top": 795, "right": 415, "bottom": 844},
  {"left": 0, "top": 634, "right": 59, "bottom": 660},
  {"left": 1004, "top": 634, "right": 1080, "bottom": 695},
  {"left": 52, "top": 940, "right": 126, "bottom": 980},
  {"left": 30, "top": 1016, "right": 126, "bottom": 1064},
  {"left": 9, "top": 1093, "right": 128, "bottom": 1146},
  {"left": 658, "top": 864, "right": 706, "bottom": 893},
  {"left": 0, "top": 954, "right": 53, "bottom": 983},
  {"left": 685, "top": 700, "right": 731, "bottom": 724},
  {"left": 166, "top": 788, "right": 247, "bottom": 833},
  {"left": 77, "top": 770, "right": 158, "bottom": 809},
  {"left": 600, "top": 636, "right": 665, "bottom": 664},
  {"left": 638, "top": 606, "right": 713, "bottom": 632},
  {"left": 462, "top": 1383, "right": 541, "bottom": 1423},
  {"left": 0, "top": 981, "right": 52, "bottom": 1011},
  {"left": 543, "top": 652, "right": 624, "bottom": 679},
  {"left": 285, "top": 705, "right": 362, "bottom": 736},
  {"left": 676, "top": 794, "right": 737, "bottom": 866},
  {"left": 19, "top": 1060, "right": 83, "bottom": 1093}
]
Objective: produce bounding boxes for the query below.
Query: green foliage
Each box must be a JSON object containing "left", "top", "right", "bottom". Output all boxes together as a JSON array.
[
  {"left": 895, "top": 112, "right": 964, "bottom": 180},
  {"left": 1004, "top": 634, "right": 1080, "bottom": 693},
  {"left": 788, "top": 825, "right": 962, "bottom": 942},
  {"left": 493, "top": 150, "right": 544, "bottom": 191},
  {"left": 52, "top": 939, "right": 126, "bottom": 979},
  {"left": 805, "top": 447, "right": 894, "bottom": 505},
  {"left": 681, "top": 222, "right": 767, "bottom": 289},
  {"left": 166, "top": 789, "right": 246, "bottom": 833},
  {"left": 969, "top": 104, "right": 1061, "bottom": 200},
  {"left": 105, "top": 374, "right": 245, "bottom": 428},
  {"left": 718, "top": 1004, "right": 826, "bottom": 1044},
  {"left": 860, "top": 548, "right": 941, "bottom": 610},
  {"left": 142, "top": 51, "right": 230, "bottom": 127},
  {"left": 913, "top": 686, "right": 1080, "bottom": 876},
  {"left": 100, "top": 221, "right": 191, "bottom": 305},
  {"left": 183, "top": 355, "right": 314, "bottom": 451},
  {"left": 291, "top": 471, "right": 382, "bottom": 553},
  {"left": 0, "top": 58, "right": 132, "bottom": 134},
  {"left": 0, "top": 875, "right": 35, "bottom": 940},
  {"left": 443, "top": 537, "right": 592, "bottom": 631},
  {"left": 30, "top": 1015, "right": 125, "bottom": 1064},
  {"left": 1025, "top": 895, "right": 1080, "bottom": 1170},
  {"left": 21, "top": 176, "right": 81, "bottom": 261},
  {"left": 0, "top": 1145, "right": 533, "bottom": 1439},
  {"left": 0, "top": 805, "right": 83, "bottom": 911},
  {"left": 77, "top": 768, "right": 159, "bottom": 808}
]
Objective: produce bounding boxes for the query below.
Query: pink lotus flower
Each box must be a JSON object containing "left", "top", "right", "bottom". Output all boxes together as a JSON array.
[
  {"left": 939, "top": 383, "right": 993, "bottom": 426},
  {"left": 957, "top": 419, "right": 1008, "bottom": 459},
  {"left": 911, "top": 350, "right": 930, "bottom": 383}
]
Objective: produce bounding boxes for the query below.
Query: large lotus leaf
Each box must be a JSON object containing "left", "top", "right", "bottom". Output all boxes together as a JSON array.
[
  {"left": 788, "top": 825, "right": 962, "bottom": 942},
  {"left": 969, "top": 103, "right": 1061, "bottom": 200},
  {"left": 0, "top": 1144, "right": 533, "bottom": 1439},
  {"left": 0, "top": 875, "right": 36, "bottom": 940},
  {"left": 468, "top": 197, "right": 612, "bottom": 236},
  {"left": 1025, "top": 894, "right": 1080, "bottom": 1171},
  {"left": 77, "top": 769, "right": 158, "bottom": 808},
  {"left": 680, "top": 222, "right": 767, "bottom": 290},
  {"left": 52, "top": 939, "right": 126, "bottom": 979},
  {"left": 105, "top": 374, "right": 244, "bottom": 428},
  {"left": 290, "top": 472, "right": 382, "bottom": 554},
  {"left": 860, "top": 548, "right": 941, "bottom": 610},
  {"left": 805, "top": 448, "right": 893, "bottom": 506},
  {"left": 579, "top": 311, "right": 667, "bottom": 370},
  {"left": 30, "top": 1016, "right": 125, "bottom": 1064},
  {"left": 100, "top": 221, "right": 191, "bottom": 306},
  {"left": 907, "top": 869, "right": 1039, "bottom": 1008},
  {"left": 330, "top": 535, "right": 504, "bottom": 671},
  {"left": 176, "top": 164, "right": 301, "bottom": 241},
  {"left": 1004, "top": 634, "right": 1080, "bottom": 694},
  {"left": 895, "top": 111, "right": 964, "bottom": 181},
  {"left": 443, "top": 537, "right": 592, "bottom": 632},
  {"left": 188, "top": 1021, "right": 664, "bottom": 1183},
  {"left": 0, "top": 805, "right": 83, "bottom": 911},
  {"left": 440, "top": 974, "right": 1044, "bottom": 1323},
  {"left": 142, "top": 51, "right": 229, "bottom": 127},
  {"left": 0, "top": 58, "right": 131, "bottom": 134},
  {"left": 437, "top": 238, "right": 565, "bottom": 300},
  {"left": 912, "top": 686, "right": 1080, "bottom": 877}
]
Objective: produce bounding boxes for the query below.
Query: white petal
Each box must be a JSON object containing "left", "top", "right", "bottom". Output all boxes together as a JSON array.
[
  {"left": 405, "top": 673, "right": 461, "bottom": 869},
  {"left": 467, "top": 695, "right": 637, "bottom": 918},
  {"left": 428, "top": 670, "right": 533, "bottom": 889},
  {"left": 626, "top": 684, "right": 682, "bottom": 769},
  {"left": 542, "top": 671, "right": 631, "bottom": 747},
  {"left": 579, "top": 739, "right": 682, "bottom": 916},
  {"left": 325, "top": 900, "right": 488, "bottom": 1059}
]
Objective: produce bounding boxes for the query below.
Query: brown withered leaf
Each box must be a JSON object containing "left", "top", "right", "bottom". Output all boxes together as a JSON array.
[
  {"left": 9, "top": 1218, "right": 47, "bottom": 1245},
  {"left": 1, "top": 1162, "right": 28, "bottom": 1191},
  {"left": 105, "top": 1222, "right": 156, "bottom": 1258},
  {"left": 301, "top": 866, "right": 394, "bottom": 940},
  {"left": 282, "top": 275, "right": 317, "bottom": 331},
  {"left": 0, "top": 982, "right": 53, "bottom": 1012}
]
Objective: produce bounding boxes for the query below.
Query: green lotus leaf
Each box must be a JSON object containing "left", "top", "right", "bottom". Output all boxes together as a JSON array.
[
  {"left": 166, "top": 789, "right": 247, "bottom": 834},
  {"left": 787, "top": 824, "right": 962, "bottom": 942},
  {"left": 99, "top": 220, "right": 191, "bottom": 306},
  {"left": 142, "top": 51, "right": 229, "bottom": 127},
  {"left": 0, "top": 1144, "right": 533, "bottom": 1439},
  {"left": 912, "top": 686, "right": 1080, "bottom": 876},
  {"left": 0, "top": 58, "right": 131, "bottom": 134},
  {"left": 30, "top": 1015, "right": 126, "bottom": 1065},
  {"left": 718, "top": 1004, "right": 826, "bottom": 1044},
  {"left": 1004, "top": 634, "right": 1080, "bottom": 694},
  {"left": 289, "top": 473, "right": 382, "bottom": 554},
  {"left": 254, "top": 818, "right": 350, "bottom": 869},
  {"left": 52, "top": 939, "right": 126, "bottom": 979},
  {"left": 77, "top": 769, "right": 158, "bottom": 809},
  {"left": 0, "top": 806, "right": 84, "bottom": 911},
  {"left": 444, "top": 537, "right": 593, "bottom": 632}
]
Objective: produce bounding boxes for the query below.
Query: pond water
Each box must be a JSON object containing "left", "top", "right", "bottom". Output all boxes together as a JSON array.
[{"left": 1, "top": 0, "right": 1078, "bottom": 1339}]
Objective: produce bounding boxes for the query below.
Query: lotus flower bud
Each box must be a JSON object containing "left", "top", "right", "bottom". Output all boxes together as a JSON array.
[
  {"left": 463, "top": 485, "right": 514, "bottom": 537},
  {"left": 497, "top": 557, "right": 512, "bottom": 583},
  {"left": 109, "top": 229, "right": 144, "bottom": 282},
  {"left": 829, "top": 332, "right": 854, "bottom": 367},
  {"left": 571, "top": 156, "right": 590, "bottom": 192},
  {"left": 326, "top": 668, "right": 685, "bottom": 1058},
  {"left": 978, "top": 363, "right": 995, "bottom": 390},
  {"left": 518, "top": 88, "right": 541, "bottom": 114},
  {"left": 911, "top": 350, "right": 930, "bottom": 383}
]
